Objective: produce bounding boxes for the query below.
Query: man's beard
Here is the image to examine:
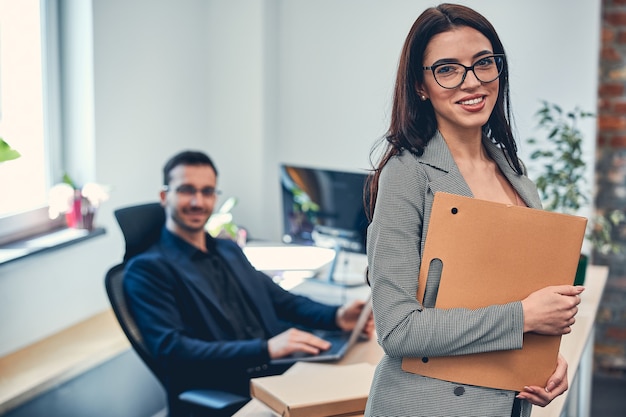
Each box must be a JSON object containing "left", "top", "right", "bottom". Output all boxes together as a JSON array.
[{"left": 171, "top": 207, "right": 210, "bottom": 233}]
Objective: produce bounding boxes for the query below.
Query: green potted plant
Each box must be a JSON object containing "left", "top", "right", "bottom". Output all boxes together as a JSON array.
[
  {"left": 0, "top": 137, "right": 20, "bottom": 162},
  {"left": 526, "top": 101, "right": 624, "bottom": 285}
]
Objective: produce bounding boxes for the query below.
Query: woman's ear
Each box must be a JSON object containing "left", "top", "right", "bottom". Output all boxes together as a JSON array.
[{"left": 416, "top": 83, "right": 428, "bottom": 101}]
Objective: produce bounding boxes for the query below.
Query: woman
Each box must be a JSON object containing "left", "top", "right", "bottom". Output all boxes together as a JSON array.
[{"left": 364, "top": 4, "right": 584, "bottom": 417}]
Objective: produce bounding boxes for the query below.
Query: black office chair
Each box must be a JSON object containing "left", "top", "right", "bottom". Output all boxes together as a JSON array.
[{"left": 105, "top": 202, "right": 249, "bottom": 417}]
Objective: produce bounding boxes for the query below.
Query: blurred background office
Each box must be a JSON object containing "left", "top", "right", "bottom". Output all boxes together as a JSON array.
[{"left": 1, "top": 0, "right": 625, "bottom": 416}]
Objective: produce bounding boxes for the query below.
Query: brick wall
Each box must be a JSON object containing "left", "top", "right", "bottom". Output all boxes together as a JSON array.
[{"left": 595, "top": 0, "right": 626, "bottom": 377}]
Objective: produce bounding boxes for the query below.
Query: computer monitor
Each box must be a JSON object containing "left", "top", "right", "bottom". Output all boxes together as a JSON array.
[{"left": 279, "top": 164, "right": 369, "bottom": 254}]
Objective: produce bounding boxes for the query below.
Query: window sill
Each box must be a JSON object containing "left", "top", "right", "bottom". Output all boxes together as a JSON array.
[{"left": 0, "top": 227, "right": 106, "bottom": 267}]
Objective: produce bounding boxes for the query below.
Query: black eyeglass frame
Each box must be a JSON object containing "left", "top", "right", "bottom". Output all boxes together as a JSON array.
[
  {"left": 162, "top": 184, "right": 221, "bottom": 198},
  {"left": 422, "top": 54, "right": 506, "bottom": 90}
]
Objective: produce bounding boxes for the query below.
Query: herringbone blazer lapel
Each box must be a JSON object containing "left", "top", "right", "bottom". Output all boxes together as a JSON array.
[{"left": 419, "top": 131, "right": 542, "bottom": 209}]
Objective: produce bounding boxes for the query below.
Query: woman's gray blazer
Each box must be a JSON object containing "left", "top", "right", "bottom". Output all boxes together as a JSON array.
[{"left": 365, "top": 132, "right": 543, "bottom": 417}]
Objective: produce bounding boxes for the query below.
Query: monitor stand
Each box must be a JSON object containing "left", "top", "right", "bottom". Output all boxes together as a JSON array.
[
  {"left": 311, "top": 227, "right": 367, "bottom": 287},
  {"left": 322, "top": 243, "right": 367, "bottom": 287}
]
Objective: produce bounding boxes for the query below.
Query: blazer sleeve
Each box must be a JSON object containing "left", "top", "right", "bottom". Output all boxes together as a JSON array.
[
  {"left": 367, "top": 154, "right": 525, "bottom": 359},
  {"left": 123, "top": 239, "right": 341, "bottom": 374},
  {"left": 124, "top": 252, "right": 271, "bottom": 372}
]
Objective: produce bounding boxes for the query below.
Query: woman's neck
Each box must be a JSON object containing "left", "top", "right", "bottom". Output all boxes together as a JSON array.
[{"left": 438, "top": 127, "right": 485, "bottom": 163}]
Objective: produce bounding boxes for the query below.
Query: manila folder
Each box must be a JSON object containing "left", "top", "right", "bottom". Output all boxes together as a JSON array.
[{"left": 402, "top": 192, "right": 587, "bottom": 392}]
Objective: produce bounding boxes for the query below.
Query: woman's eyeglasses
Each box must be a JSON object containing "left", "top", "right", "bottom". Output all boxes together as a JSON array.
[{"left": 423, "top": 54, "right": 505, "bottom": 90}]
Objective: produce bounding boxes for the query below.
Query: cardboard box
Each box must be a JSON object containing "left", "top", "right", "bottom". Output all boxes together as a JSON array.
[{"left": 250, "top": 362, "right": 375, "bottom": 417}]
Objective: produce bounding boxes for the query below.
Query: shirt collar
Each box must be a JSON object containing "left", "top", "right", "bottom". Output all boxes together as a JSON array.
[{"left": 162, "top": 227, "right": 218, "bottom": 259}]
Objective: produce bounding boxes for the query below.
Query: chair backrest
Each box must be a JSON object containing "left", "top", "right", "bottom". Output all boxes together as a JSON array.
[
  {"left": 115, "top": 202, "right": 165, "bottom": 262},
  {"left": 105, "top": 263, "right": 167, "bottom": 383},
  {"left": 106, "top": 202, "right": 167, "bottom": 382}
]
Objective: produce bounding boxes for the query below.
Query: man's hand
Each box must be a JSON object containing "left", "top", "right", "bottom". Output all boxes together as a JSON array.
[
  {"left": 336, "top": 299, "right": 375, "bottom": 338},
  {"left": 267, "top": 328, "right": 331, "bottom": 359}
]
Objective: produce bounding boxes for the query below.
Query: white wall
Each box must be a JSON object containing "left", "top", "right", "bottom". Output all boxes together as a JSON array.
[
  {"left": 272, "top": 0, "right": 601, "bottom": 240},
  {"left": 0, "top": 0, "right": 600, "bottom": 357}
]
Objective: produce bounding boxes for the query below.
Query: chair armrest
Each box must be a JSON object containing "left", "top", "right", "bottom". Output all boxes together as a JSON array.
[{"left": 179, "top": 389, "right": 249, "bottom": 411}]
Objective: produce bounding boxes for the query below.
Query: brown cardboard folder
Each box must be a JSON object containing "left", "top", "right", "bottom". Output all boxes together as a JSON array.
[{"left": 402, "top": 192, "right": 587, "bottom": 391}]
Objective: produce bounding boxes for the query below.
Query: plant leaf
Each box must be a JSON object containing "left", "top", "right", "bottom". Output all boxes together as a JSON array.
[{"left": 0, "top": 138, "right": 21, "bottom": 162}]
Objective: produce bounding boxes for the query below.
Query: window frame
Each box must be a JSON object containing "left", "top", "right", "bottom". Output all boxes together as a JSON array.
[{"left": 0, "top": 0, "right": 65, "bottom": 246}]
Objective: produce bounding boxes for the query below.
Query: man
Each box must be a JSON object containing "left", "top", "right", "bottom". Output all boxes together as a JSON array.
[{"left": 124, "top": 150, "right": 374, "bottom": 416}]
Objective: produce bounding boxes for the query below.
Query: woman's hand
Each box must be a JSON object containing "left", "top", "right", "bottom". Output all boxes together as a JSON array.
[
  {"left": 517, "top": 353, "right": 568, "bottom": 406},
  {"left": 522, "top": 285, "right": 584, "bottom": 335}
]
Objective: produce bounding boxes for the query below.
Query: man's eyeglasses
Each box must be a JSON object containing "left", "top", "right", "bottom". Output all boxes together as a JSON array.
[
  {"left": 422, "top": 54, "right": 505, "bottom": 90},
  {"left": 163, "top": 184, "right": 220, "bottom": 198}
]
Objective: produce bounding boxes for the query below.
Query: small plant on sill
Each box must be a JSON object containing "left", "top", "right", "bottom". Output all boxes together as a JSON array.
[{"left": 48, "top": 173, "right": 110, "bottom": 230}]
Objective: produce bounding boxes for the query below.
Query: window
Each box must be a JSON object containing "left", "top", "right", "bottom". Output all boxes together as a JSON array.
[{"left": 0, "top": 0, "right": 63, "bottom": 244}]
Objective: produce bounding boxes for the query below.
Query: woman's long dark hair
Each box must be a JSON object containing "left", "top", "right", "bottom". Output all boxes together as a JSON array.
[{"left": 365, "top": 3, "right": 522, "bottom": 221}]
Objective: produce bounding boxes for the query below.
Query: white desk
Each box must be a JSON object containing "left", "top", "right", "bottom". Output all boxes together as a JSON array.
[
  {"left": 530, "top": 265, "right": 608, "bottom": 417},
  {"left": 243, "top": 243, "right": 369, "bottom": 288},
  {"left": 236, "top": 265, "right": 608, "bottom": 417}
]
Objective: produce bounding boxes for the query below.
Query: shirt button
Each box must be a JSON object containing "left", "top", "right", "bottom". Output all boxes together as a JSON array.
[{"left": 454, "top": 386, "right": 465, "bottom": 396}]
